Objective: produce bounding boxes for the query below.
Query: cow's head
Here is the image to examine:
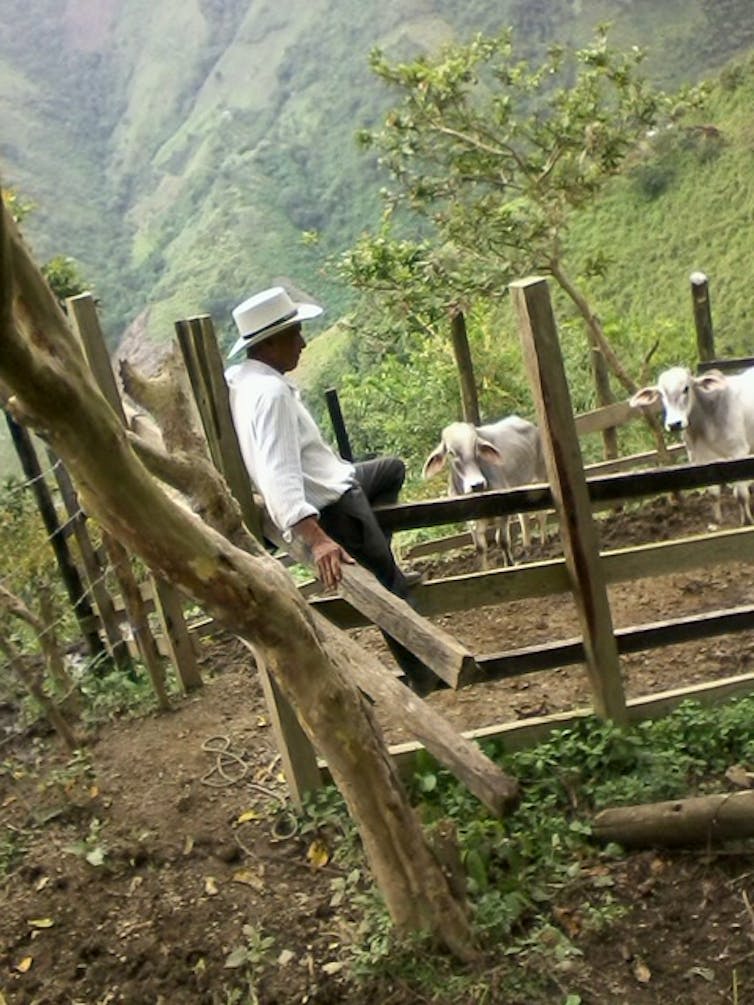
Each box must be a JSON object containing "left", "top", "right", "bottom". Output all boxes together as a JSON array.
[
  {"left": 422, "top": 421, "right": 503, "bottom": 494},
  {"left": 629, "top": 367, "right": 727, "bottom": 433}
]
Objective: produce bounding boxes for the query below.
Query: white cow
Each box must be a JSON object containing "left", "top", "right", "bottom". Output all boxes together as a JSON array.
[
  {"left": 422, "top": 416, "right": 548, "bottom": 568},
  {"left": 630, "top": 365, "right": 754, "bottom": 525}
]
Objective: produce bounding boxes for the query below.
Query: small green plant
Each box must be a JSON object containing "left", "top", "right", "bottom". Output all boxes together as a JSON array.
[
  {"left": 63, "top": 817, "right": 107, "bottom": 867},
  {"left": 0, "top": 827, "right": 27, "bottom": 879},
  {"left": 77, "top": 664, "right": 182, "bottom": 724},
  {"left": 223, "top": 923, "right": 276, "bottom": 1003}
]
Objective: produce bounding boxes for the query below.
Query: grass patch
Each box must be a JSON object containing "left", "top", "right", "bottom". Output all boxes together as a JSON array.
[{"left": 299, "top": 693, "right": 754, "bottom": 999}]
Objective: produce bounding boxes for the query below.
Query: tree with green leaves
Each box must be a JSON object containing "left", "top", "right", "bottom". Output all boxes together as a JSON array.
[{"left": 342, "top": 25, "right": 706, "bottom": 455}]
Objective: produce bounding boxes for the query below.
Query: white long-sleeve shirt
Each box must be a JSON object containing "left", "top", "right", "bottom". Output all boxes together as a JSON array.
[{"left": 225, "top": 359, "right": 355, "bottom": 533}]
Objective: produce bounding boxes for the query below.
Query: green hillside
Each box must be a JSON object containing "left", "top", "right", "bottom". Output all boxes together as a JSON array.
[
  {"left": 289, "top": 40, "right": 754, "bottom": 493},
  {"left": 568, "top": 61, "right": 754, "bottom": 358},
  {"left": 1, "top": 0, "right": 753, "bottom": 360}
]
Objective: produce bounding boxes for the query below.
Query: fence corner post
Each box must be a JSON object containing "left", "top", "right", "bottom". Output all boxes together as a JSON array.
[
  {"left": 690, "top": 271, "right": 715, "bottom": 363},
  {"left": 510, "top": 275, "right": 627, "bottom": 726}
]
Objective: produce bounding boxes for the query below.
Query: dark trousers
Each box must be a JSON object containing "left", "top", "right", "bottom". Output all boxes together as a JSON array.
[{"left": 318, "top": 457, "right": 439, "bottom": 693}]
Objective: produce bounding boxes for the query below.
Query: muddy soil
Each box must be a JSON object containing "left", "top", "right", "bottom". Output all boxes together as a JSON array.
[{"left": 2, "top": 491, "right": 754, "bottom": 1004}]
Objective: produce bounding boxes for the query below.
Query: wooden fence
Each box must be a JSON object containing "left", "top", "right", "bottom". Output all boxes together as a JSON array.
[
  {"left": 10, "top": 272, "right": 754, "bottom": 802},
  {"left": 167, "top": 275, "right": 754, "bottom": 793}
]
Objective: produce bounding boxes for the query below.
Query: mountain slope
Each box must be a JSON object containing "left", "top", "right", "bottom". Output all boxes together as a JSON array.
[{"left": 0, "top": 0, "right": 752, "bottom": 368}]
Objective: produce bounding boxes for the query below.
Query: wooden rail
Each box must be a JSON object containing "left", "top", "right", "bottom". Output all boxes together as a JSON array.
[
  {"left": 471, "top": 603, "right": 754, "bottom": 682},
  {"left": 375, "top": 456, "right": 754, "bottom": 532},
  {"left": 376, "top": 671, "right": 754, "bottom": 778},
  {"left": 697, "top": 357, "right": 754, "bottom": 374},
  {"left": 312, "top": 524, "right": 754, "bottom": 629}
]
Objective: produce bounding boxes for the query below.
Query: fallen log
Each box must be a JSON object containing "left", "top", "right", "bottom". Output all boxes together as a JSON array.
[{"left": 593, "top": 790, "right": 754, "bottom": 849}]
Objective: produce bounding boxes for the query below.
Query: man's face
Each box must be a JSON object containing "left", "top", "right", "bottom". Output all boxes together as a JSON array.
[{"left": 261, "top": 323, "right": 305, "bottom": 373}]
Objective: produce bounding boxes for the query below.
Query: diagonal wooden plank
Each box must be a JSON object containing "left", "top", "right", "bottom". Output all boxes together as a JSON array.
[
  {"left": 311, "top": 615, "right": 519, "bottom": 816},
  {"left": 263, "top": 517, "right": 477, "bottom": 689}
]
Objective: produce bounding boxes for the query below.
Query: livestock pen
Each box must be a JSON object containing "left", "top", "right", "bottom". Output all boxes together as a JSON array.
[{"left": 172, "top": 276, "right": 754, "bottom": 800}]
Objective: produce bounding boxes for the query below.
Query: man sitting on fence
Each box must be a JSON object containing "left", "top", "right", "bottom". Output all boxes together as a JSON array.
[{"left": 224, "top": 285, "right": 440, "bottom": 697}]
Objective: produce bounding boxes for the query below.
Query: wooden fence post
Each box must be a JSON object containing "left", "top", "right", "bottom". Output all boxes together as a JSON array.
[
  {"left": 49, "top": 451, "right": 134, "bottom": 677},
  {"left": 591, "top": 345, "right": 618, "bottom": 461},
  {"left": 510, "top": 276, "right": 627, "bottom": 724},
  {"left": 5, "top": 411, "right": 106, "bottom": 663},
  {"left": 175, "top": 313, "right": 322, "bottom": 801},
  {"left": 324, "top": 387, "right": 354, "bottom": 461},
  {"left": 449, "top": 309, "right": 481, "bottom": 425},
  {"left": 690, "top": 271, "right": 715, "bottom": 363},
  {"left": 174, "top": 315, "right": 263, "bottom": 541},
  {"left": 66, "top": 292, "right": 202, "bottom": 694}
]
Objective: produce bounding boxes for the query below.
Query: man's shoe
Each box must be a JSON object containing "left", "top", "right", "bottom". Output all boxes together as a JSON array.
[{"left": 402, "top": 568, "right": 427, "bottom": 588}]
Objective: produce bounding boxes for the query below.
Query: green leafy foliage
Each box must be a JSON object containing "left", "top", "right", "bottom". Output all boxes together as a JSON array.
[
  {"left": 0, "top": 477, "right": 54, "bottom": 601},
  {"left": 359, "top": 25, "right": 704, "bottom": 293},
  {"left": 296, "top": 694, "right": 754, "bottom": 996},
  {"left": 76, "top": 664, "right": 184, "bottom": 725},
  {"left": 41, "top": 255, "right": 89, "bottom": 303},
  {"left": 2, "top": 1, "right": 752, "bottom": 354}
]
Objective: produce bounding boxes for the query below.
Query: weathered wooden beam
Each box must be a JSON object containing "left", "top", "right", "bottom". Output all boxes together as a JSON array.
[
  {"left": 398, "top": 449, "right": 687, "bottom": 562},
  {"left": 690, "top": 270, "right": 715, "bottom": 363},
  {"left": 583, "top": 443, "right": 685, "bottom": 476},
  {"left": 311, "top": 618, "right": 520, "bottom": 816},
  {"left": 375, "top": 456, "right": 754, "bottom": 532},
  {"left": 174, "top": 314, "right": 263, "bottom": 541},
  {"left": 472, "top": 602, "right": 754, "bottom": 682},
  {"left": 69, "top": 292, "right": 201, "bottom": 694},
  {"left": 574, "top": 400, "right": 638, "bottom": 437},
  {"left": 265, "top": 519, "right": 477, "bottom": 689},
  {"left": 341, "top": 564, "right": 477, "bottom": 687},
  {"left": 599, "top": 524, "right": 754, "bottom": 584},
  {"left": 697, "top": 357, "right": 754, "bottom": 375},
  {"left": 450, "top": 309, "right": 481, "bottom": 425},
  {"left": 511, "top": 276, "right": 626, "bottom": 723},
  {"left": 152, "top": 578, "right": 202, "bottom": 692},
  {"left": 240, "top": 640, "right": 323, "bottom": 808}
]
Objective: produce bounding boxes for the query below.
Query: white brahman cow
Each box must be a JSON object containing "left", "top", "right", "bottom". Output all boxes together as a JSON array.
[
  {"left": 630, "top": 365, "right": 754, "bottom": 525},
  {"left": 422, "top": 416, "right": 548, "bottom": 568}
]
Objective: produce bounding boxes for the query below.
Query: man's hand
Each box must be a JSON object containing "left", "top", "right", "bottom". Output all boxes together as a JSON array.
[
  {"left": 311, "top": 537, "right": 354, "bottom": 591},
  {"left": 292, "top": 516, "right": 354, "bottom": 591}
]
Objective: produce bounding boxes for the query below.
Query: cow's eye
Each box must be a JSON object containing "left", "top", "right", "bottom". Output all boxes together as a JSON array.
[{"left": 682, "top": 385, "right": 689, "bottom": 395}]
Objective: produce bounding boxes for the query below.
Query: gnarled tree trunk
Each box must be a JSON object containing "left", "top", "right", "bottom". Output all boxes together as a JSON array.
[{"left": 0, "top": 195, "right": 477, "bottom": 958}]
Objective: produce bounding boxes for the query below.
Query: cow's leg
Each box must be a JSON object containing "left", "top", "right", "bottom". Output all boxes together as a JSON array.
[
  {"left": 497, "top": 517, "right": 515, "bottom": 566},
  {"left": 708, "top": 485, "right": 723, "bottom": 525},
  {"left": 734, "top": 481, "right": 754, "bottom": 525},
  {"left": 470, "top": 521, "right": 489, "bottom": 570},
  {"left": 536, "top": 510, "right": 548, "bottom": 543},
  {"left": 517, "top": 513, "right": 532, "bottom": 550}
]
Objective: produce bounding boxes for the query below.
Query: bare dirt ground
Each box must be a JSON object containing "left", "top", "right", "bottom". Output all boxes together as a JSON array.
[{"left": 2, "top": 491, "right": 754, "bottom": 1004}]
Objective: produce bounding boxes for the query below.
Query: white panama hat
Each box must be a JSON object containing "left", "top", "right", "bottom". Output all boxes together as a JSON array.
[{"left": 228, "top": 286, "right": 323, "bottom": 358}]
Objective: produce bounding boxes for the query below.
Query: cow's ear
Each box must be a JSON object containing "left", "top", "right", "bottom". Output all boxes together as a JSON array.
[
  {"left": 422, "top": 445, "right": 447, "bottom": 480},
  {"left": 695, "top": 370, "right": 727, "bottom": 394},
  {"left": 629, "top": 386, "right": 660, "bottom": 409},
  {"left": 477, "top": 439, "right": 503, "bottom": 464}
]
